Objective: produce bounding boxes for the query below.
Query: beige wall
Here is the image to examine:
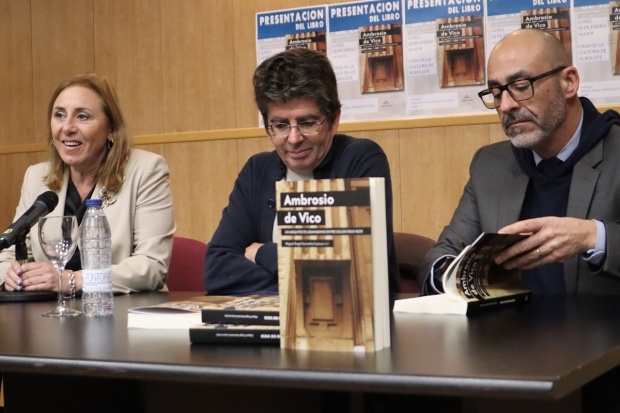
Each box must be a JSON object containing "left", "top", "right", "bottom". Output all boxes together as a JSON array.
[{"left": 0, "top": 0, "right": 594, "bottom": 246}]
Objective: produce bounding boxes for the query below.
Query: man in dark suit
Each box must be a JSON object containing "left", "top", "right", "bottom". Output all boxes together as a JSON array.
[{"left": 419, "top": 28, "right": 620, "bottom": 295}]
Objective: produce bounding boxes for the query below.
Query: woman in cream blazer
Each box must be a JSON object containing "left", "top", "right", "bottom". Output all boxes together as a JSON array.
[{"left": 0, "top": 74, "right": 175, "bottom": 294}]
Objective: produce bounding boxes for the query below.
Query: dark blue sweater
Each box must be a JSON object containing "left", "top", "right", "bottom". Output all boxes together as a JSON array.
[{"left": 204, "top": 134, "right": 401, "bottom": 295}]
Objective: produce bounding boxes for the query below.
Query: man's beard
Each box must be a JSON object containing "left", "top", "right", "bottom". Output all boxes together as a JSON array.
[{"left": 501, "top": 86, "right": 566, "bottom": 149}]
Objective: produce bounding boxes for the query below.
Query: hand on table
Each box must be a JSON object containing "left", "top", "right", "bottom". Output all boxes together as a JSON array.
[{"left": 5, "top": 261, "right": 61, "bottom": 292}]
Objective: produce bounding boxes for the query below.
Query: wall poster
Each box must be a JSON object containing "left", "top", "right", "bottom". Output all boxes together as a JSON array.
[
  {"left": 256, "top": 6, "right": 328, "bottom": 125},
  {"left": 254, "top": 0, "right": 620, "bottom": 126},
  {"left": 328, "top": 1, "right": 407, "bottom": 121},
  {"left": 574, "top": 0, "right": 620, "bottom": 104},
  {"left": 404, "top": 0, "right": 488, "bottom": 116}
]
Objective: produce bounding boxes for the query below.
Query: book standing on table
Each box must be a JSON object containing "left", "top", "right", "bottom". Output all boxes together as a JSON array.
[{"left": 277, "top": 178, "right": 390, "bottom": 353}]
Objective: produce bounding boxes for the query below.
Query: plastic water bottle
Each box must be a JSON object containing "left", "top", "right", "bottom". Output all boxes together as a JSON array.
[{"left": 79, "top": 199, "right": 114, "bottom": 316}]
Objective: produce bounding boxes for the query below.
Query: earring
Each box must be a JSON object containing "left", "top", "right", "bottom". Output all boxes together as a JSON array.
[{"left": 107, "top": 138, "right": 114, "bottom": 150}]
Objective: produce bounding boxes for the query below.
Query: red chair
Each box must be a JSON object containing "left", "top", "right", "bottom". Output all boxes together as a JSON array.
[
  {"left": 394, "top": 232, "right": 436, "bottom": 294},
  {"left": 166, "top": 237, "right": 207, "bottom": 292}
]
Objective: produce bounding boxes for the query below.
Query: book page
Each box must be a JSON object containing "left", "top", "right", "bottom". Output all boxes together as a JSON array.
[
  {"left": 454, "top": 233, "right": 529, "bottom": 302},
  {"left": 128, "top": 295, "right": 275, "bottom": 315},
  {"left": 442, "top": 244, "right": 473, "bottom": 300}
]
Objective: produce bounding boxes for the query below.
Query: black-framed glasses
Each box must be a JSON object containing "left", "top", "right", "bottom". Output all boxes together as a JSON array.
[
  {"left": 268, "top": 113, "right": 330, "bottom": 139},
  {"left": 478, "top": 66, "right": 567, "bottom": 109}
]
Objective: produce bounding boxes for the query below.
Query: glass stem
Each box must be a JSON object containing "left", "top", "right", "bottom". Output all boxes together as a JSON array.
[{"left": 56, "top": 265, "right": 66, "bottom": 309}]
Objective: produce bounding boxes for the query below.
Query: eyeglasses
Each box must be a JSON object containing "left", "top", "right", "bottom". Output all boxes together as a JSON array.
[
  {"left": 478, "top": 66, "right": 567, "bottom": 109},
  {"left": 268, "top": 113, "right": 330, "bottom": 139}
]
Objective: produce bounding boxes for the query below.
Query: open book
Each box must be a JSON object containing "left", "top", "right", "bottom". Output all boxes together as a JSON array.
[{"left": 394, "top": 233, "right": 531, "bottom": 315}]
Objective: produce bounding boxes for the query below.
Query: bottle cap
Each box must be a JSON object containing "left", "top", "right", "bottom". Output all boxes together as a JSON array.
[{"left": 85, "top": 199, "right": 103, "bottom": 207}]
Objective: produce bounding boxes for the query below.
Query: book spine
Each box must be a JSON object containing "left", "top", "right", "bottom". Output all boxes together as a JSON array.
[
  {"left": 466, "top": 292, "right": 531, "bottom": 314},
  {"left": 189, "top": 327, "right": 281, "bottom": 345},
  {"left": 201, "top": 310, "right": 280, "bottom": 325}
]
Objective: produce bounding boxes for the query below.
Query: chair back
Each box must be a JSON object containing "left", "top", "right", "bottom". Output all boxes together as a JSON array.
[
  {"left": 394, "top": 232, "right": 436, "bottom": 294},
  {"left": 167, "top": 237, "right": 207, "bottom": 292}
]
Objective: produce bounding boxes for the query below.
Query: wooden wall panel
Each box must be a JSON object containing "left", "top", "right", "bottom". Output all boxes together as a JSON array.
[
  {"left": 314, "top": 0, "right": 349, "bottom": 4},
  {"left": 353, "top": 130, "right": 402, "bottom": 233},
  {"left": 94, "top": 0, "right": 164, "bottom": 136},
  {"left": 489, "top": 122, "right": 508, "bottom": 144},
  {"left": 0, "top": 0, "right": 33, "bottom": 146},
  {"left": 135, "top": 144, "right": 165, "bottom": 158},
  {"left": 233, "top": 0, "right": 259, "bottom": 128},
  {"left": 161, "top": 0, "right": 236, "bottom": 133},
  {"left": 31, "top": 0, "right": 95, "bottom": 143},
  {"left": 34, "top": 151, "right": 48, "bottom": 165},
  {"left": 399, "top": 125, "right": 490, "bottom": 240},
  {"left": 236, "top": 136, "right": 274, "bottom": 171},
  {"left": 165, "top": 140, "right": 239, "bottom": 242},
  {"left": 0, "top": 153, "right": 42, "bottom": 229}
]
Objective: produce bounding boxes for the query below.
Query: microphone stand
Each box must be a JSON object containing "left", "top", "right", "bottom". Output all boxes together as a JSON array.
[
  {"left": 1, "top": 235, "right": 57, "bottom": 302},
  {"left": 15, "top": 236, "right": 28, "bottom": 266}
]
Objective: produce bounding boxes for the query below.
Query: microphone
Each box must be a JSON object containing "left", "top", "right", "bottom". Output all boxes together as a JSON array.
[{"left": 0, "top": 191, "right": 59, "bottom": 251}]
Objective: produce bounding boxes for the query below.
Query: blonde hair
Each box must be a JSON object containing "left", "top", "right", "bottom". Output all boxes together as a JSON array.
[{"left": 44, "top": 73, "right": 132, "bottom": 192}]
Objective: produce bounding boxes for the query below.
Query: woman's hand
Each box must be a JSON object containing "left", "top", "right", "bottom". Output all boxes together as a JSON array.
[
  {"left": 4, "top": 260, "right": 24, "bottom": 291},
  {"left": 4, "top": 263, "right": 84, "bottom": 294},
  {"left": 15, "top": 261, "right": 62, "bottom": 292}
]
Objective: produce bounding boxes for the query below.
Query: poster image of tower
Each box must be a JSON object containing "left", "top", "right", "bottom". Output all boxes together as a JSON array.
[
  {"left": 285, "top": 31, "right": 326, "bottom": 54},
  {"left": 611, "top": 2, "right": 620, "bottom": 74},
  {"left": 436, "top": 16, "right": 485, "bottom": 88},
  {"left": 358, "top": 24, "right": 404, "bottom": 93},
  {"left": 521, "top": 8, "right": 571, "bottom": 61}
]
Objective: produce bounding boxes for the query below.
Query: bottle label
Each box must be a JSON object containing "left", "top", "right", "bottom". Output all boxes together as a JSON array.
[{"left": 82, "top": 269, "right": 112, "bottom": 293}]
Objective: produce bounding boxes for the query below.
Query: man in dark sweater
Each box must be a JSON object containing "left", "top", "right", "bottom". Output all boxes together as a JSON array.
[
  {"left": 419, "top": 28, "right": 620, "bottom": 296},
  {"left": 204, "top": 48, "right": 400, "bottom": 295}
]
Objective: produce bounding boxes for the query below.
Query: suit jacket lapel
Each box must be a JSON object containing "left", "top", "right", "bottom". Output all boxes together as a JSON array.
[
  {"left": 564, "top": 139, "right": 603, "bottom": 292},
  {"left": 497, "top": 159, "right": 529, "bottom": 229},
  {"left": 567, "top": 139, "right": 602, "bottom": 218}
]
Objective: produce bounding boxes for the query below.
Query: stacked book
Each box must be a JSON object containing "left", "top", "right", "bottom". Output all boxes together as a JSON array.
[
  {"left": 190, "top": 295, "right": 281, "bottom": 344},
  {"left": 127, "top": 294, "right": 280, "bottom": 345}
]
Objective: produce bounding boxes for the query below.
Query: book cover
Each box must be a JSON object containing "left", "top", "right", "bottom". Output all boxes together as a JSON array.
[
  {"left": 359, "top": 23, "right": 405, "bottom": 93},
  {"left": 394, "top": 233, "right": 531, "bottom": 315},
  {"left": 276, "top": 178, "right": 390, "bottom": 353},
  {"left": 436, "top": 16, "right": 485, "bottom": 87},
  {"left": 127, "top": 295, "right": 277, "bottom": 329},
  {"left": 201, "top": 295, "right": 280, "bottom": 325},
  {"left": 521, "top": 7, "right": 571, "bottom": 61},
  {"left": 327, "top": 0, "right": 407, "bottom": 121},
  {"left": 189, "top": 324, "right": 280, "bottom": 345},
  {"left": 611, "top": 2, "right": 620, "bottom": 74},
  {"left": 285, "top": 31, "right": 326, "bottom": 53},
  {"left": 404, "top": 0, "right": 490, "bottom": 117}
]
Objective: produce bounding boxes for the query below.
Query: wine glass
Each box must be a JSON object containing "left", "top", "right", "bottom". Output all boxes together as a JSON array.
[{"left": 38, "top": 216, "right": 81, "bottom": 317}]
